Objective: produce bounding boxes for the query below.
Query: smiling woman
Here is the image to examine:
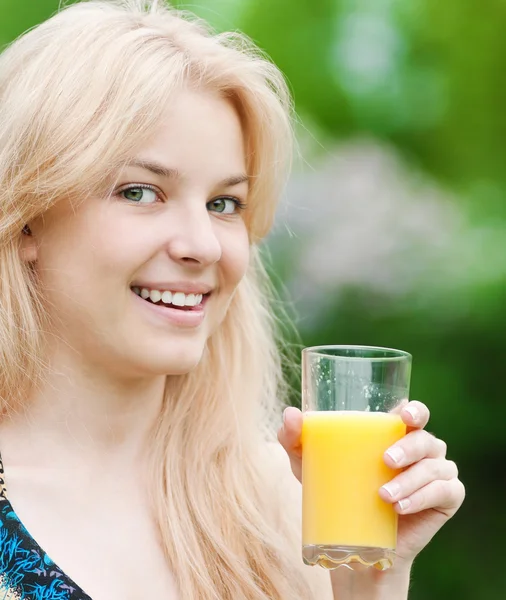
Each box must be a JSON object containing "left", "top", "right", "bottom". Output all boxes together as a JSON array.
[
  {"left": 18, "top": 89, "right": 253, "bottom": 379},
  {"left": 0, "top": 1, "right": 320, "bottom": 599},
  {"left": 0, "top": 1, "right": 465, "bottom": 600}
]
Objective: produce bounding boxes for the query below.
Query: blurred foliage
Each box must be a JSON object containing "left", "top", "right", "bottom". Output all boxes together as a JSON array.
[{"left": 1, "top": 0, "right": 504, "bottom": 598}]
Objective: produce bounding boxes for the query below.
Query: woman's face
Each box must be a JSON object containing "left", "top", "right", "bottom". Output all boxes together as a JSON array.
[{"left": 25, "top": 89, "right": 251, "bottom": 377}]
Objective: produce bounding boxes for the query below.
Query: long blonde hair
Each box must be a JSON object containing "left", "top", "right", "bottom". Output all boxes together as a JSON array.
[{"left": 0, "top": 1, "right": 311, "bottom": 598}]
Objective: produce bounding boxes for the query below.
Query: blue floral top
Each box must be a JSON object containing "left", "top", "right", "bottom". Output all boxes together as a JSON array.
[{"left": 0, "top": 455, "right": 91, "bottom": 599}]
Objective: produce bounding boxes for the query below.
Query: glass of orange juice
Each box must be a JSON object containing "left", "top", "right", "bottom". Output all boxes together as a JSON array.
[{"left": 301, "top": 345, "right": 412, "bottom": 571}]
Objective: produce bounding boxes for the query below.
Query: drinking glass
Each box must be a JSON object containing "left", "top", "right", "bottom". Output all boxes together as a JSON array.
[{"left": 301, "top": 345, "right": 412, "bottom": 570}]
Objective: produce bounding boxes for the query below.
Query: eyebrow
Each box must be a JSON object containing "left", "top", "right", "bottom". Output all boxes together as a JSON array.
[{"left": 127, "top": 158, "right": 249, "bottom": 188}]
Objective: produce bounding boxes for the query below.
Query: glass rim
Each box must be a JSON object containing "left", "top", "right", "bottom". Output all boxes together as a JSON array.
[{"left": 302, "top": 344, "right": 412, "bottom": 362}]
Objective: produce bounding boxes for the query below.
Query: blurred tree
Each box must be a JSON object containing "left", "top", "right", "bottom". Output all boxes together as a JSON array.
[{"left": 0, "top": 0, "right": 61, "bottom": 45}]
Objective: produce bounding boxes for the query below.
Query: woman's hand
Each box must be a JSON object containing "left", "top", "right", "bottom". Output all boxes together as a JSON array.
[{"left": 277, "top": 401, "right": 465, "bottom": 570}]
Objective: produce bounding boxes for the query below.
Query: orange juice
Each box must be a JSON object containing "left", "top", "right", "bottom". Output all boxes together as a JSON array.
[{"left": 302, "top": 411, "right": 406, "bottom": 549}]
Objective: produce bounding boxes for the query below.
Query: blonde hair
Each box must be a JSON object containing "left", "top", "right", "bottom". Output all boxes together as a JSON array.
[{"left": 0, "top": 1, "right": 312, "bottom": 598}]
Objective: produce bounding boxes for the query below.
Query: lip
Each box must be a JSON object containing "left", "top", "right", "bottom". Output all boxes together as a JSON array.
[
  {"left": 131, "top": 281, "right": 214, "bottom": 295},
  {"left": 131, "top": 289, "right": 208, "bottom": 328}
]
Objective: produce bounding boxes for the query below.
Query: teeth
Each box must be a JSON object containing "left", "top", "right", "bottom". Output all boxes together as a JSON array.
[
  {"left": 185, "top": 294, "right": 196, "bottom": 307},
  {"left": 150, "top": 289, "right": 162, "bottom": 303},
  {"left": 172, "top": 292, "right": 185, "bottom": 307},
  {"left": 133, "top": 287, "right": 206, "bottom": 307}
]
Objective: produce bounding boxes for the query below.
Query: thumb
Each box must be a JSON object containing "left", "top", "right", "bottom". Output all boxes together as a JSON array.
[{"left": 277, "top": 406, "right": 303, "bottom": 458}]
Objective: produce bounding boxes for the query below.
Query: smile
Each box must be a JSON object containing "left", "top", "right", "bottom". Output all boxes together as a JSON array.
[
  {"left": 131, "top": 286, "right": 207, "bottom": 311},
  {"left": 130, "top": 285, "right": 210, "bottom": 328}
]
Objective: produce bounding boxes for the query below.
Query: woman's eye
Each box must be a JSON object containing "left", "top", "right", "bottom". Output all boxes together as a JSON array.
[
  {"left": 120, "top": 186, "right": 159, "bottom": 204},
  {"left": 207, "top": 197, "right": 243, "bottom": 215}
]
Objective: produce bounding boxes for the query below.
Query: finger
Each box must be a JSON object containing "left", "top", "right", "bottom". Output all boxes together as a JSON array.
[
  {"left": 277, "top": 407, "right": 303, "bottom": 482},
  {"left": 384, "top": 429, "right": 447, "bottom": 468},
  {"left": 277, "top": 406, "right": 303, "bottom": 459},
  {"left": 401, "top": 400, "right": 430, "bottom": 431},
  {"left": 379, "top": 458, "right": 459, "bottom": 504},
  {"left": 394, "top": 478, "right": 466, "bottom": 517}
]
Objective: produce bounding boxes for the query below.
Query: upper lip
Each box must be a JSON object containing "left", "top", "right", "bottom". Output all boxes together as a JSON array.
[{"left": 131, "top": 281, "right": 214, "bottom": 295}]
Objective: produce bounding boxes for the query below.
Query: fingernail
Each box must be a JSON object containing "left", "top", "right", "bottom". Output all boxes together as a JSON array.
[
  {"left": 381, "top": 481, "right": 401, "bottom": 498},
  {"left": 405, "top": 405, "right": 419, "bottom": 422},
  {"left": 398, "top": 498, "right": 411, "bottom": 511},
  {"left": 283, "top": 408, "right": 288, "bottom": 426},
  {"left": 386, "top": 446, "right": 405, "bottom": 465}
]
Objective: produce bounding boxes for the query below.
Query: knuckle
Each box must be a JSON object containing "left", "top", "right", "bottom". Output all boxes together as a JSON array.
[
  {"left": 436, "top": 478, "right": 448, "bottom": 496},
  {"left": 426, "top": 433, "right": 447, "bottom": 456},
  {"left": 408, "top": 429, "right": 428, "bottom": 459},
  {"left": 435, "top": 477, "right": 446, "bottom": 492},
  {"left": 446, "top": 459, "right": 459, "bottom": 478},
  {"left": 454, "top": 479, "right": 466, "bottom": 503},
  {"left": 438, "top": 439, "right": 448, "bottom": 457},
  {"left": 415, "top": 487, "right": 428, "bottom": 510},
  {"left": 412, "top": 427, "right": 428, "bottom": 442},
  {"left": 430, "top": 458, "right": 441, "bottom": 479},
  {"left": 427, "top": 479, "right": 448, "bottom": 506},
  {"left": 420, "top": 430, "right": 437, "bottom": 454}
]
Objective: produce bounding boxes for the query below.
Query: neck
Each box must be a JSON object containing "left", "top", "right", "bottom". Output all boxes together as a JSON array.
[{"left": 0, "top": 343, "right": 166, "bottom": 470}]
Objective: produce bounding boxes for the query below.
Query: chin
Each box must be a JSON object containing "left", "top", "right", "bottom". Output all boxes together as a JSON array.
[{"left": 140, "top": 345, "right": 206, "bottom": 376}]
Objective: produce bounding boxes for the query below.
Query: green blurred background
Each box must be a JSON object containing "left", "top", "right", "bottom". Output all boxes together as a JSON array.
[{"left": 0, "top": 0, "right": 501, "bottom": 597}]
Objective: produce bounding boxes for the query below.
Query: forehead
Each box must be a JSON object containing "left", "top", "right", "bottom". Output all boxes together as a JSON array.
[{"left": 132, "top": 89, "right": 247, "bottom": 185}]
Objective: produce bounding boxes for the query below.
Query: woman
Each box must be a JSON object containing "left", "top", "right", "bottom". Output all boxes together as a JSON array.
[{"left": 0, "top": 1, "right": 464, "bottom": 599}]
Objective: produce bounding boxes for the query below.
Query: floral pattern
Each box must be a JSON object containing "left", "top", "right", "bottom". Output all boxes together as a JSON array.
[{"left": 0, "top": 456, "right": 91, "bottom": 600}]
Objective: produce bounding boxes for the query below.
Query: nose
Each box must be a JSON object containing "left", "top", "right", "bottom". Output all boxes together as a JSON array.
[{"left": 166, "top": 203, "right": 222, "bottom": 267}]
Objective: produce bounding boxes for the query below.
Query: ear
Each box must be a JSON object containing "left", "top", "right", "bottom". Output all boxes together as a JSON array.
[{"left": 19, "top": 225, "right": 38, "bottom": 262}]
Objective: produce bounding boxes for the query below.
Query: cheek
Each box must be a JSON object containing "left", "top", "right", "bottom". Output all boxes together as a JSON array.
[
  {"left": 88, "top": 223, "right": 142, "bottom": 275},
  {"left": 209, "top": 228, "right": 249, "bottom": 336},
  {"left": 221, "top": 226, "right": 250, "bottom": 288},
  {"left": 35, "top": 210, "right": 138, "bottom": 312}
]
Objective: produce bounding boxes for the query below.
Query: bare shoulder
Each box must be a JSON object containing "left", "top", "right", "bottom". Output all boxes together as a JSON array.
[{"left": 263, "top": 442, "right": 333, "bottom": 600}]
